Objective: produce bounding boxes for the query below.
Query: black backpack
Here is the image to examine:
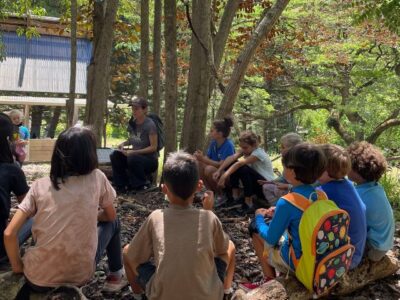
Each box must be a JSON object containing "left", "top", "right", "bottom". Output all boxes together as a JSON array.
[{"left": 128, "top": 113, "right": 165, "bottom": 152}]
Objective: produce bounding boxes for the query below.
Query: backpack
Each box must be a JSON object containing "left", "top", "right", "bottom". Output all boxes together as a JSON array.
[
  {"left": 128, "top": 113, "right": 165, "bottom": 152},
  {"left": 282, "top": 190, "right": 354, "bottom": 296}
]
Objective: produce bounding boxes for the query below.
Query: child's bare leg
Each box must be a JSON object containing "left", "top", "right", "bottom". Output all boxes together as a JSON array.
[
  {"left": 123, "top": 245, "right": 143, "bottom": 294},
  {"left": 223, "top": 240, "right": 236, "bottom": 290},
  {"left": 252, "top": 234, "right": 276, "bottom": 278},
  {"left": 204, "top": 165, "right": 219, "bottom": 191}
]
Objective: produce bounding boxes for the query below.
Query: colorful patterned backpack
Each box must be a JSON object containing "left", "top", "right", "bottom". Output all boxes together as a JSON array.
[{"left": 282, "top": 190, "right": 354, "bottom": 296}]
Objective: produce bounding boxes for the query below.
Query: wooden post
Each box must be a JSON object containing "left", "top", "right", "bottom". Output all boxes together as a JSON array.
[{"left": 72, "top": 105, "right": 79, "bottom": 125}]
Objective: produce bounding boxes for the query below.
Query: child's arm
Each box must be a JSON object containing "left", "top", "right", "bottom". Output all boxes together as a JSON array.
[
  {"left": 255, "top": 199, "right": 291, "bottom": 246},
  {"left": 194, "top": 150, "right": 221, "bottom": 168},
  {"left": 4, "top": 210, "right": 29, "bottom": 273},
  {"left": 217, "top": 154, "right": 259, "bottom": 188},
  {"left": 214, "top": 152, "right": 243, "bottom": 179},
  {"left": 202, "top": 190, "right": 214, "bottom": 210},
  {"left": 98, "top": 204, "right": 117, "bottom": 222}
]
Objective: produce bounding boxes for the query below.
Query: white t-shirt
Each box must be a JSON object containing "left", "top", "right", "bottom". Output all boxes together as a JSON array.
[{"left": 248, "top": 148, "right": 276, "bottom": 181}]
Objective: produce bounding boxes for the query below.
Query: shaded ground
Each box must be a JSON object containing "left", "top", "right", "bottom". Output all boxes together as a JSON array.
[{"left": 8, "top": 164, "right": 400, "bottom": 299}]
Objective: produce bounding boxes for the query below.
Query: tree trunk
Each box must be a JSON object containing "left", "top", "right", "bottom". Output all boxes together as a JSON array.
[
  {"left": 180, "top": 0, "right": 212, "bottom": 153},
  {"left": 66, "top": 0, "right": 77, "bottom": 128},
  {"left": 47, "top": 107, "right": 62, "bottom": 138},
  {"left": 152, "top": 0, "right": 162, "bottom": 115},
  {"left": 139, "top": 0, "right": 149, "bottom": 99},
  {"left": 215, "top": 0, "right": 290, "bottom": 120},
  {"left": 84, "top": 0, "right": 119, "bottom": 146},
  {"left": 164, "top": 0, "right": 177, "bottom": 155},
  {"left": 31, "top": 106, "right": 45, "bottom": 139},
  {"left": 208, "top": 0, "right": 241, "bottom": 96}
]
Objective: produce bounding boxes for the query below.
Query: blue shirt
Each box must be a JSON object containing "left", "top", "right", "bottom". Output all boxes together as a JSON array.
[
  {"left": 207, "top": 139, "right": 235, "bottom": 162},
  {"left": 255, "top": 184, "right": 318, "bottom": 270},
  {"left": 19, "top": 126, "right": 30, "bottom": 140},
  {"left": 320, "top": 179, "right": 367, "bottom": 269},
  {"left": 355, "top": 181, "right": 394, "bottom": 251}
]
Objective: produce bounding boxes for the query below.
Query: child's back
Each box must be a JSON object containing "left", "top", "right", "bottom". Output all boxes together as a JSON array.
[
  {"left": 320, "top": 178, "right": 366, "bottom": 268},
  {"left": 347, "top": 141, "right": 395, "bottom": 260},
  {"left": 126, "top": 206, "right": 228, "bottom": 300},
  {"left": 355, "top": 181, "right": 394, "bottom": 251},
  {"left": 19, "top": 169, "right": 114, "bottom": 287}
]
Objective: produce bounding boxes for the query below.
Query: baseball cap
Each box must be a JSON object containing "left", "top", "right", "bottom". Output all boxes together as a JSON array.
[{"left": 128, "top": 96, "right": 148, "bottom": 108}]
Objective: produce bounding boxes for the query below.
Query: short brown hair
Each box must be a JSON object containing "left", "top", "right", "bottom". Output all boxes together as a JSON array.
[
  {"left": 320, "top": 144, "right": 351, "bottom": 179},
  {"left": 239, "top": 131, "right": 259, "bottom": 147},
  {"left": 163, "top": 151, "right": 199, "bottom": 200},
  {"left": 282, "top": 143, "right": 326, "bottom": 184},
  {"left": 346, "top": 141, "right": 387, "bottom": 182},
  {"left": 213, "top": 116, "right": 234, "bottom": 138}
]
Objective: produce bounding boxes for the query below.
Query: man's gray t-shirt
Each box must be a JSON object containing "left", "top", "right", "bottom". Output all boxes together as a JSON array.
[{"left": 128, "top": 117, "right": 158, "bottom": 158}]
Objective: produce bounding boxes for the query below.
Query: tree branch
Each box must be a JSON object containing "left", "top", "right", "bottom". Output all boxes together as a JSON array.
[
  {"left": 240, "top": 103, "right": 333, "bottom": 121},
  {"left": 327, "top": 115, "right": 355, "bottom": 145},
  {"left": 367, "top": 110, "right": 400, "bottom": 143}
]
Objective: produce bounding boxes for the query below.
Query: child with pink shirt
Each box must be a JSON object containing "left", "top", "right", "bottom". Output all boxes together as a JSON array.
[{"left": 5, "top": 126, "right": 126, "bottom": 297}]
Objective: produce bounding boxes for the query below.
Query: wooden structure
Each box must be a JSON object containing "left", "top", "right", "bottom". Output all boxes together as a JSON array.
[{"left": 0, "top": 15, "right": 105, "bottom": 162}]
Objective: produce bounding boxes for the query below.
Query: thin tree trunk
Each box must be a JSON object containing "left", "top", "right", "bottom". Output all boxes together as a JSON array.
[
  {"left": 152, "top": 0, "right": 162, "bottom": 115},
  {"left": 215, "top": 0, "right": 290, "bottom": 120},
  {"left": 164, "top": 0, "right": 177, "bottom": 155},
  {"left": 85, "top": 0, "right": 119, "bottom": 146},
  {"left": 47, "top": 107, "right": 62, "bottom": 138},
  {"left": 180, "top": 0, "right": 211, "bottom": 153},
  {"left": 66, "top": 0, "right": 77, "bottom": 128},
  {"left": 139, "top": 0, "right": 149, "bottom": 99},
  {"left": 208, "top": 0, "right": 241, "bottom": 96}
]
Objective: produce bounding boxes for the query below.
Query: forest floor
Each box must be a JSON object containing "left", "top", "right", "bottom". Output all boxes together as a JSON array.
[{"left": 8, "top": 164, "right": 400, "bottom": 299}]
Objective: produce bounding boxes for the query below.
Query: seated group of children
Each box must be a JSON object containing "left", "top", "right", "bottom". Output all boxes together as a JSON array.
[{"left": 0, "top": 113, "right": 395, "bottom": 300}]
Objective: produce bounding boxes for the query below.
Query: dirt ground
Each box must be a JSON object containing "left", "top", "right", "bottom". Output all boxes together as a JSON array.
[{"left": 10, "top": 164, "right": 400, "bottom": 299}]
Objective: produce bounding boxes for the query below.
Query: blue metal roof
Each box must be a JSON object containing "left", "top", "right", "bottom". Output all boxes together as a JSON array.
[{"left": 0, "top": 32, "right": 92, "bottom": 94}]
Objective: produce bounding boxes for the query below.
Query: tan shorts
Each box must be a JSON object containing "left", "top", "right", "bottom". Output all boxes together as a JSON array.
[{"left": 264, "top": 243, "right": 293, "bottom": 274}]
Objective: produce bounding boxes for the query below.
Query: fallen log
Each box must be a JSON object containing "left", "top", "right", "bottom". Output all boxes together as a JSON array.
[{"left": 233, "top": 251, "right": 400, "bottom": 300}]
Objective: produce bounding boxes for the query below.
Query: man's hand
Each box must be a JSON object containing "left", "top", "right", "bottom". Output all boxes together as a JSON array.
[{"left": 202, "top": 190, "right": 214, "bottom": 210}]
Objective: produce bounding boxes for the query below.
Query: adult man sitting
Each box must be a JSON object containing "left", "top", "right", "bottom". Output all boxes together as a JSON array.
[{"left": 110, "top": 97, "right": 158, "bottom": 193}]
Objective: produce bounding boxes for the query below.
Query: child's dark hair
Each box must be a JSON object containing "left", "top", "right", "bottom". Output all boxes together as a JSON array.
[
  {"left": 282, "top": 143, "right": 327, "bottom": 184},
  {"left": 0, "top": 113, "right": 14, "bottom": 163},
  {"left": 50, "top": 126, "right": 98, "bottom": 190},
  {"left": 346, "top": 141, "right": 387, "bottom": 182},
  {"left": 163, "top": 151, "right": 199, "bottom": 200},
  {"left": 320, "top": 144, "right": 351, "bottom": 179},
  {"left": 213, "top": 116, "right": 234, "bottom": 138},
  {"left": 239, "top": 131, "right": 260, "bottom": 147}
]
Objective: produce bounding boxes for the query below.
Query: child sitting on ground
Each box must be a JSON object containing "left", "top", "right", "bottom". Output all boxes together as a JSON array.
[
  {"left": 240, "top": 143, "right": 326, "bottom": 291},
  {"left": 5, "top": 126, "right": 126, "bottom": 297},
  {"left": 123, "top": 151, "right": 236, "bottom": 300},
  {"left": 0, "top": 113, "right": 31, "bottom": 264},
  {"left": 260, "top": 132, "right": 303, "bottom": 206},
  {"left": 214, "top": 131, "right": 276, "bottom": 214},
  {"left": 8, "top": 110, "right": 29, "bottom": 165},
  {"left": 318, "top": 144, "right": 367, "bottom": 269},
  {"left": 347, "top": 141, "right": 395, "bottom": 262},
  {"left": 194, "top": 116, "right": 235, "bottom": 206}
]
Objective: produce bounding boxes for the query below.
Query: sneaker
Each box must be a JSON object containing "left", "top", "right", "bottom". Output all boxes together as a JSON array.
[
  {"left": 214, "top": 194, "right": 228, "bottom": 208},
  {"left": 102, "top": 273, "right": 129, "bottom": 293},
  {"left": 238, "top": 277, "right": 272, "bottom": 292}
]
